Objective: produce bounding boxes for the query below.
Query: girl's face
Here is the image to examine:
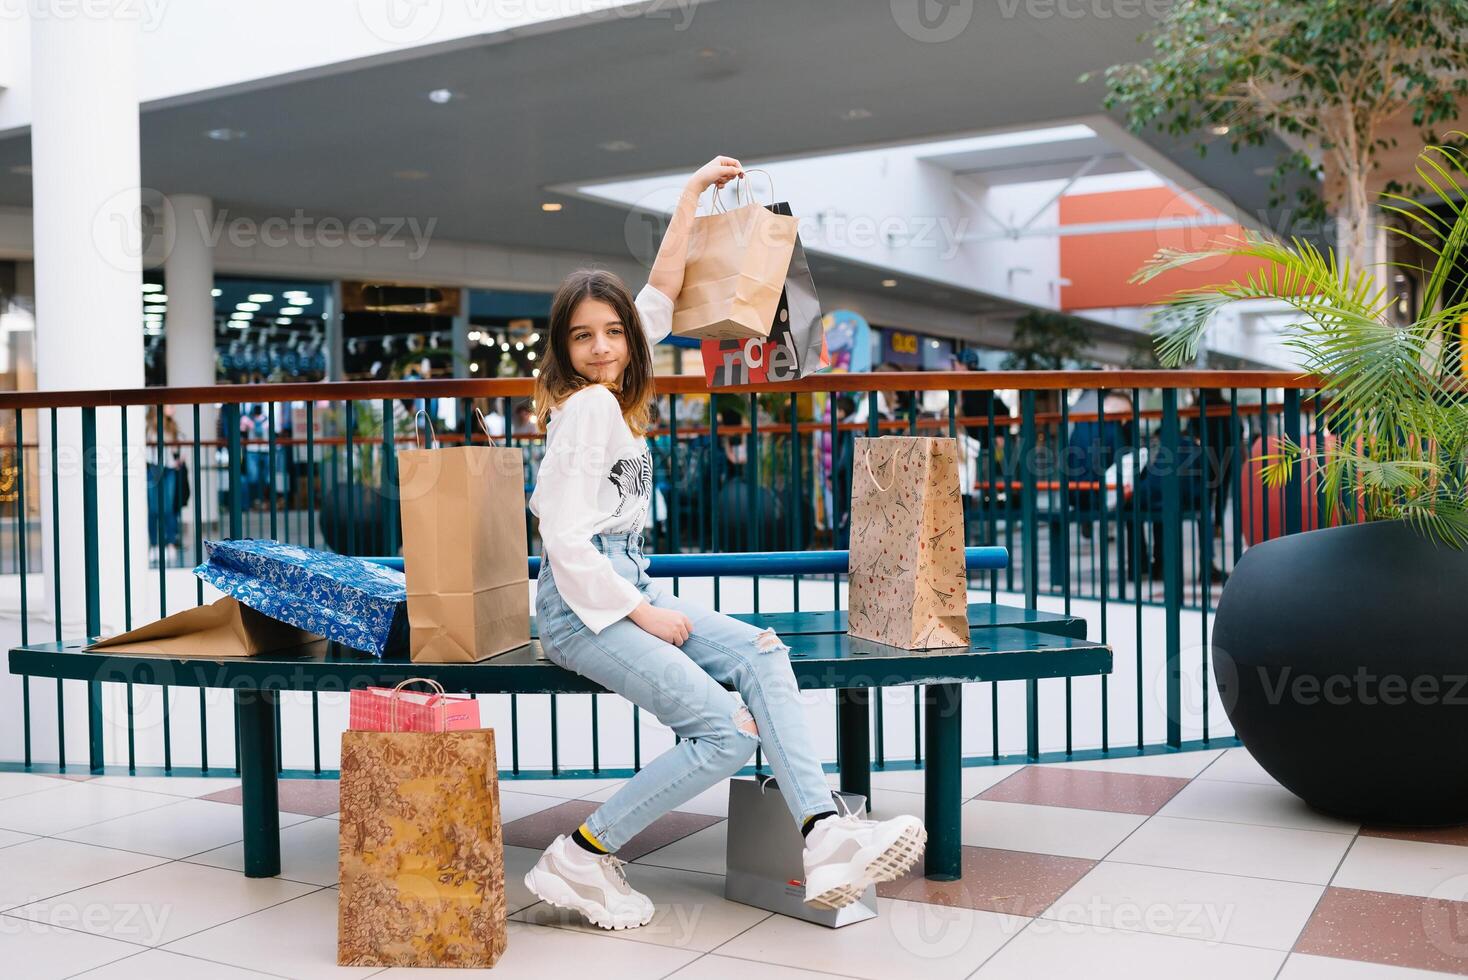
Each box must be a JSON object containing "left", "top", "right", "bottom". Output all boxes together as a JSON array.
[{"left": 566, "top": 297, "right": 630, "bottom": 386}]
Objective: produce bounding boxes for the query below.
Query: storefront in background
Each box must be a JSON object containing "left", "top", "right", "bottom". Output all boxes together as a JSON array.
[{"left": 875, "top": 325, "right": 956, "bottom": 371}]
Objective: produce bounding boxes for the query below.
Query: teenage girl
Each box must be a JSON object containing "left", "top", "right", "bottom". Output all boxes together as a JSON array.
[{"left": 523, "top": 156, "right": 927, "bottom": 931}]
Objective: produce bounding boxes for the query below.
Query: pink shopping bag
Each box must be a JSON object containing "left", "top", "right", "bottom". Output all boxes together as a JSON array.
[{"left": 348, "top": 678, "right": 481, "bottom": 733}]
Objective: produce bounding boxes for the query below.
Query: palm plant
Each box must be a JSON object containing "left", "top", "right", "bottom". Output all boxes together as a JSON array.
[{"left": 1135, "top": 136, "right": 1468, "bottom": 546}]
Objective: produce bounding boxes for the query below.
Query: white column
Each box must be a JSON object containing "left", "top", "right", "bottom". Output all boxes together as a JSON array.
[
  {"left": 30, "top": 11, "right": 150, "bottom": 765},
  {"left": 163, "top": 194, "right": 215, "bottom": 430},
  {"left": 163, "top": 193, "right": 219, "bottom": 538}
]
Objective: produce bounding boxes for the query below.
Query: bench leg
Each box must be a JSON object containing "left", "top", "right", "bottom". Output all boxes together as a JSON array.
[
  {"left": 236, "top": 689, "right": 281, "bottom": 878},
  {"left": 923, "top": 682, "right": 962, "bottom": 881},
  {"left": 835, "top": 688, "right": 871, "bottom": 813}
]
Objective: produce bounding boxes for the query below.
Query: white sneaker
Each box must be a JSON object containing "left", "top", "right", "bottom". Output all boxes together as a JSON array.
[
  {"left": 801, "top": 799, "right": 927, "bottom": 910},
  {"left": 523, "top": 833, "right": 654, "bottom": 930}
]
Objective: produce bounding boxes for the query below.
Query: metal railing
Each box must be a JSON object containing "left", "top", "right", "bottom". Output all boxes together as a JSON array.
[{"left": 0, "top": 369, "right": 1323, "bottom": 782}]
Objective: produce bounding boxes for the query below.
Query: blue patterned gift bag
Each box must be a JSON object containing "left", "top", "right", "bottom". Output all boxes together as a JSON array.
[{"left": 195, "top": 539, "right": 408, "bottom": 656}]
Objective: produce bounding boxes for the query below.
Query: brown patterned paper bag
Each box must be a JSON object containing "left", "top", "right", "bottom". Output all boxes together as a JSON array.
[
  {"left": 338, "top": 725, "right": 507, "bottom": 968},
  {"left": 846, "top": 436, "right": 971, "bottom": 650}
]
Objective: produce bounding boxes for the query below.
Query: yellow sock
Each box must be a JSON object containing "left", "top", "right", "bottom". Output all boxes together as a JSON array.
[{"left": 573, "top": 822, "right": 611, "bottom": 854}]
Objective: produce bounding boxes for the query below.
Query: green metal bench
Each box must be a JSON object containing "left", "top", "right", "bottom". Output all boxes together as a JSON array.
[{"left": 8, "top": 548, "right": 1110, "bottom": 883}]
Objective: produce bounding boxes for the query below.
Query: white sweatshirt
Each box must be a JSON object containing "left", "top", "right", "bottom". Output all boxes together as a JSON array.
[{"left": 528, "top": 283, "right": 675, "bottom": 634}]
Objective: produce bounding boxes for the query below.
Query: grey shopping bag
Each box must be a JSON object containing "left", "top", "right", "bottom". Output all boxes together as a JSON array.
[{"left": 724, "top": 776, "right": 877, "bottom": 927}]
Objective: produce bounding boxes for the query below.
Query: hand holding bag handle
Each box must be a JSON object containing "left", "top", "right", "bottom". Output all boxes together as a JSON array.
[{"left": 708, "top": 168, "right": 776, "bottom": 214}]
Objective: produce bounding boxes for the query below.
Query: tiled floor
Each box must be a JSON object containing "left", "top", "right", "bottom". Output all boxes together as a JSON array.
[{"left": 4, "top": 749, "right": 1468, "bottom": 978}]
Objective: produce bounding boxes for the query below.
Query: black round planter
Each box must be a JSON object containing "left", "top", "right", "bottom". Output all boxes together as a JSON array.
[{"left": 1213, "top": 520, "right": 1468, "bottom": 824}]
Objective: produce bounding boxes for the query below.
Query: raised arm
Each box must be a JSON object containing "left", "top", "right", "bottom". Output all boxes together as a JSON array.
[{"left": 645, "top": 155, "right": 745, "bottom": 305}]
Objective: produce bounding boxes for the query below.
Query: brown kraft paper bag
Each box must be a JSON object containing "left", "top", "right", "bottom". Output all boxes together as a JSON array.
[
  {"left": 84, "top": 596, "right": 321, "bottom": 657},
  {"left": 672, "top": 175, "right": 799, "bottom": 342},
  {"left": 846, "top": 436, "right": 971, "bottom": 650},
  {"left": 397, "top": 412, "right": 530, "bottom": 663},
  {"left": 338, "top": 724, "right": 507, "bottom": 968}
]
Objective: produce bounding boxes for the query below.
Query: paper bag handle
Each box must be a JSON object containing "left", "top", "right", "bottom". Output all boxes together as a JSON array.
[
  {"left": 862, "top": 445, "right": 900, "bottom": 493},
  {"left": 710, "top": 168, "right": 775, "bottom": 214},
  {"left": 472, "top": 407, "right": 503, "bottom": 447},
  {"left": 389, "top": 677, "right": 448, "bottom": 733},
  {"left": 413, "top": 410, "right": 438, "bottom": 450}
]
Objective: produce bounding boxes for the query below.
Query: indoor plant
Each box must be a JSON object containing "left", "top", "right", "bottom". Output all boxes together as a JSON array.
[{"left": 1138, "top": 137, "right": 1468, "bottom": 823}]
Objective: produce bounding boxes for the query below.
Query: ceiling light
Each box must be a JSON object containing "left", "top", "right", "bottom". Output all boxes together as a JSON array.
[
  {"left": 280, "top": 306, "right": 302, "bottom": 315},
  {"left": 276, "top": 317, "right": 293, "bottom": 325},
  {"left": 531, "top": 368, "right": 540, "bottom": 378},
  {"left": 427, "top": 89, "right": 458, "bottom": 104},
  {"left": 501, "top": 342, "right": 510, "bottom": 352},
  {"left": 526, "top": 351, "right": 536, "bottom": 361},
  {"left": 236, "top": 302, "right": 261, "bottom": 312},
  {"left": 514, "top": 342, "right": 524, "bottom": 351},
  {"left": 468, "top": 330, "right": 482, "bottom": 342},
  {"left": 151, "top": 294, "right": 168, "bottom": 302},
  {"left": 211, "top": 288, "right": 222, "bottom": 297},
  {"left": 470, "top": 362, "right": 480, "bottom": 373},
  {"left": 144, "top": 305, "right": 166, "bottom": 314},
  {"left": 141, "top": 283, "right": 162, "bottom": 293},
  {"left": 528, "top": 332, "right": 540, "bottom": 344},
  {"left": 206, "top": 128, "right": 246, "bottom": 141},
  {"left": 881, "top": 279, "right": 898, "bottom": 288},
  {"left": 1210, "top": 124, "right": 1231, "bottom": 136},
  {"left": 291, "top": 296, "right": 313, "bottom": 305},
  {"left": 541, "top": 202, "right": 563, "bottom": 212},
  {"left": 248, "top": 293, "right": 273, "bottom": 303},
  {"left": 598, "top": 140, "right": 636, "bottom": 153},
  {"left": 230, "top": 311, "right": 252, "bottom": 321},
  {"left": 840, "top": 108, "right": 873, "bottom": 121}
]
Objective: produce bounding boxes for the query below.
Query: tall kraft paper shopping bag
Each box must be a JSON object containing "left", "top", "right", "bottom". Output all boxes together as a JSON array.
[
  {"left": 338, "top": 711, "right": 507, "bottom": 968},
  {"left": 700, "top": 201, "right": 829, "bottom": 387},
  {"left": 397, "top": 411, "right": 530, "bottom": 663},
  {"left": 672, "top": 170, "right": 798, "bottom": 342},
  {"left": 846, "top": 436, "right": 971, "bottom": 650}
]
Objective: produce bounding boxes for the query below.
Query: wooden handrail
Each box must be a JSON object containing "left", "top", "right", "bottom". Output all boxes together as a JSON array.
[
  {"left": 0, "top": 369, "right": 1322, "bottom": 412},
  {"left": 0, "top": 400, "right": 1315, "bottom": 448}
]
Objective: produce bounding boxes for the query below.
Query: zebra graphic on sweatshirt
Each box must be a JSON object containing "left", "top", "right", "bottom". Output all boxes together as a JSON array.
[{"left": 608, "top": 451, "right": 653, "bottom": 530}]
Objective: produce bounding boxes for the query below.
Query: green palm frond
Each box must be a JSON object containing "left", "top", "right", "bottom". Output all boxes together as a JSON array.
[{"left": 1142, "top": 136, "right": 1468, "bottom": 547}]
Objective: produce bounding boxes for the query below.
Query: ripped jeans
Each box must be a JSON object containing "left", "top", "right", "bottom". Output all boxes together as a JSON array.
[{"left": 535, "top": 531, "right": 838, "bottom": 852}]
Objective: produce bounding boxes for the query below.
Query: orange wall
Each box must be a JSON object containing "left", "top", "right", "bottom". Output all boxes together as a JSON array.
[{"left": 1059, "top": 187, "right": 1270, "bottom": 310}]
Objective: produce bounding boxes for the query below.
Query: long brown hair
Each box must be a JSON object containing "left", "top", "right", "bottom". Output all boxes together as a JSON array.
[{"left": 532, "top": 269, "right": 656, "bottom": 436}]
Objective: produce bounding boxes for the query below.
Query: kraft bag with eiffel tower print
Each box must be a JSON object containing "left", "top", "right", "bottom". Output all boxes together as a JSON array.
[{"left": 846, "top": 436, "right": 970, "bottom": 650}]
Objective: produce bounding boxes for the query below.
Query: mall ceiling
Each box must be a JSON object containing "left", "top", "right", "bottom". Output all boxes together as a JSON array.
[{"left": 0, "top": 0, "right": 1306, "bottom": 331}]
